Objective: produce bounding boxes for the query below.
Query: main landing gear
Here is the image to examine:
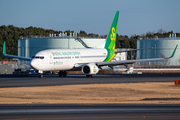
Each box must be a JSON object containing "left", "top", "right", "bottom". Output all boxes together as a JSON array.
[
  {"left": 86, "top": 75, "right": 94, "bottom": 78},
  {"left": 59, "top": 71, "right": 67, "bottom": 77}
]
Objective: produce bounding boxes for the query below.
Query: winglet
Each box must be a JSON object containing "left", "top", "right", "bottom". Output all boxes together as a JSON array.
[
  {"left": 3, "top": 41, "right": 6, "bottom": 55},
  {"left": 168, "top": 44, "right": 178, "bottom": 59}
]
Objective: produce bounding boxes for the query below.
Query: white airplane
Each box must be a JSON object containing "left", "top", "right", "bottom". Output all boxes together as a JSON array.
[{"left": 3, "top": 11, "right": 178, "bottom": 78}]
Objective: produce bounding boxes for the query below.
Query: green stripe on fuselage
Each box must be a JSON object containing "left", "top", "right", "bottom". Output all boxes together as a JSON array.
[{"left": 104, "top": 49, "right": 117, "bottom": 62}]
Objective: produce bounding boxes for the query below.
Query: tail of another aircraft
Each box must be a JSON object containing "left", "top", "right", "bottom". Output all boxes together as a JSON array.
[
  {"left": 3, "top": 41, "right": 6, "bottom": 55},
  {"left": 103, "top": 11, "right": 119, "bottom": 62}
]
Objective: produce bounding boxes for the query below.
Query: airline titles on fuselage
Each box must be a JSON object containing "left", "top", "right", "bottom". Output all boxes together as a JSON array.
[
  {"left": 52, "top": 51, "right": 81, "bottom": 66},
  {"left": 51, "top": 51, "right": 81, "bottom": 56}
]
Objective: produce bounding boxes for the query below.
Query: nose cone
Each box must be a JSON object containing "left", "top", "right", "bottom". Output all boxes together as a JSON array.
[{"left": 30, "top": 59, "right": 36, "bottom": 69}]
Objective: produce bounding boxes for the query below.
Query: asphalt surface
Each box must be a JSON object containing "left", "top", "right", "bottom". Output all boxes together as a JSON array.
[
  {"left": 0, "top": 104, "right": 180, "bottom": 120},
  {"left": 0, "top": 74, "right": 180, "bottom": 120},
  {"left": 0, "top": 74, "right": 180, "bottom": 88}
]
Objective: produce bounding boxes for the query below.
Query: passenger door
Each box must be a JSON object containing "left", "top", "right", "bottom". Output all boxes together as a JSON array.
[{"left": 49, "top": 54, "right": 53, "bottom": 64}]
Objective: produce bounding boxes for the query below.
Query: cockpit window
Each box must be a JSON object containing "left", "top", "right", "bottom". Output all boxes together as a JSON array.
[
  {"left": 40, "top": 57, "right": 44, "bottom": 59},
  {"left": 32, "top": 56, "right": 44, "bottom": 59}
]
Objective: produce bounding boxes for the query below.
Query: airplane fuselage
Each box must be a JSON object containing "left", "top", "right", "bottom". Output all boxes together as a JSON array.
[{"left": 30, "top": 48, "right": 108, "bottom": 71}]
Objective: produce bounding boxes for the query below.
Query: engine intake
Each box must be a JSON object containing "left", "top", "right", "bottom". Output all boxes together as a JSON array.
[{"left": 82, "top": 64, "right": 99, "bottom": 75}]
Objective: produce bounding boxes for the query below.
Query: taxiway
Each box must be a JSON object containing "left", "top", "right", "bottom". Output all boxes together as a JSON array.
[
  {"left": 0, "top": 104, "right": 180, "bottom": 120},
  {"left": 0, "top": 74, "right": 180, "bottom": 120},
  {"left": 0, "top": 74, "right": 180, "bottom": 88}
]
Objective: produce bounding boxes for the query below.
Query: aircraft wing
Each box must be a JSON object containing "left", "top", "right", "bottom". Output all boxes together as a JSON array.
[
  {"left": 3, "top": 41, "right": 31, "bottom": 61},
  {"left": 3, "top": 54, "right": 31, "bottom": 61},
  {"left": 72, "top": 56, "right": 170, "bottom": 71},
  {"left": 72, "top": 44, "right": 178, "bottom": 70},
  {"left": 97, "top": 44, "right": 178, "bottom": 67}
]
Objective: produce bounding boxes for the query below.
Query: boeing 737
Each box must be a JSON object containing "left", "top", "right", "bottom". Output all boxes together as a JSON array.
[{"left": 3, "top": 11, "right": 178, "bottom": 77}]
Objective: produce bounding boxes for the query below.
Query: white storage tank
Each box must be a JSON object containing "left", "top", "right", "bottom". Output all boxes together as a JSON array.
[
  {"left": 18, "top": 37, "right": 105, "bottom": 58},
  {"left": 137, "top": 37, "right": 180, "bottom": 66}
]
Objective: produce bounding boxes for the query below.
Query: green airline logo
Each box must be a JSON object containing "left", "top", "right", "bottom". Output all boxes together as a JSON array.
[
  {"left": 54, "top": 61, "right": 63, "bottom": 65},
  {"left": 93, "top": 66, "right": 97, "bottom": 72},
  {"left": 110, "top": 27, "right": 116, "bottom": 41}
]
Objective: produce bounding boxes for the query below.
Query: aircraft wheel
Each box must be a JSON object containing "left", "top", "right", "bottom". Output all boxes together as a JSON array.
[
  {"left": 90, "top": 75, "right": 94, "bottom": 78},
  {"left": 62, "top": 71, "right": 67, "bottom": 77},
  {"left": 38, "top": 74, "right": 43, "bottom": 78},
  {"left": 86, "top": 75, "right": 94, "bottom": 78},
  {"left": 59, "top": 71, "right": 63, "bottom": 77}
]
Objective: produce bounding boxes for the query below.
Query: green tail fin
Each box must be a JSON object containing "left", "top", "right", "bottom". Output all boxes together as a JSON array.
[
  {"left": 3, "top": 41, "right": 6, "bottom": 55},
  {"left": 104, "top": 11, "right": 119, "bottom": 62},
  {"left": 104, "top": 11, "right": 119, "bottom": 50}
]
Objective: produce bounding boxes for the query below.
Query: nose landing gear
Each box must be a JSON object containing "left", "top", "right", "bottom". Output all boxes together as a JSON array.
[
  {"left": 38, "top": 74, "right": 43, "bottom": 78},
  {"left": 38, "top": 70, "right": 43, "bottom": 78}
]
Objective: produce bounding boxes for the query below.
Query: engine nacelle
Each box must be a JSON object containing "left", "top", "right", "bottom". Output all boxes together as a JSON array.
[{"left": 82, "top": 64, "right": 99, "bottom": 75}]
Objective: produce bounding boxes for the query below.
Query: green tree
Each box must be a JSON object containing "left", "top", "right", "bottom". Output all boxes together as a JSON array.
[
  {"left": 124, "top": 39, "right": 130, "bottom": 48},
  {"left": 79, "top": 30, "right": 87, "bottom": 37}
]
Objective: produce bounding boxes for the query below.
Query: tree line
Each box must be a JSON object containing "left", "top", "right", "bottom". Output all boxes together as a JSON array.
[{"left": 0, "top": 25, "right": 179, "bottom": 60}]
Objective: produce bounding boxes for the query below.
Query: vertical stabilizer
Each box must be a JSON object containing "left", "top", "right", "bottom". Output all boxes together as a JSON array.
[
  {"left": 104, "top": 11, "right": 119, "bottom": 62},
  {"left": 104, "top": 11, "right": 119, "bottom": 50}
]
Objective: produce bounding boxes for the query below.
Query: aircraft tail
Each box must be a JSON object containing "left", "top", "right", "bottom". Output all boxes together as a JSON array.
[
  {"left": 103, "top": 11, "right": 119, "bottom": 62},
  {"left": 104, "top": 11, "right": 119, "bottom": 50}
]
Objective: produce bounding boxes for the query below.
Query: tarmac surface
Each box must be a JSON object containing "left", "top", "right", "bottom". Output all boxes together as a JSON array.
[
  {"left": 0, "top": 104, "right": 180, "bottom": 120},
  {"left": 0, "top": 74, "right": 180, "bottom": 119},
  {"left": 0, "top": 74, "right": 180, "bottom": 88}
]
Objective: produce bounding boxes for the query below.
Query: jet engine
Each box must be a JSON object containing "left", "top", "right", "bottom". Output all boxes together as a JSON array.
[{"left": 82, "top": 64, "right": 99, "bottom": 75}]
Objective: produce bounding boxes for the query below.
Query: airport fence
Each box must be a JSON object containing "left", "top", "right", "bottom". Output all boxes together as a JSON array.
[{"left": 0, "top": 60, "right": 31, "bottom": 74}]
